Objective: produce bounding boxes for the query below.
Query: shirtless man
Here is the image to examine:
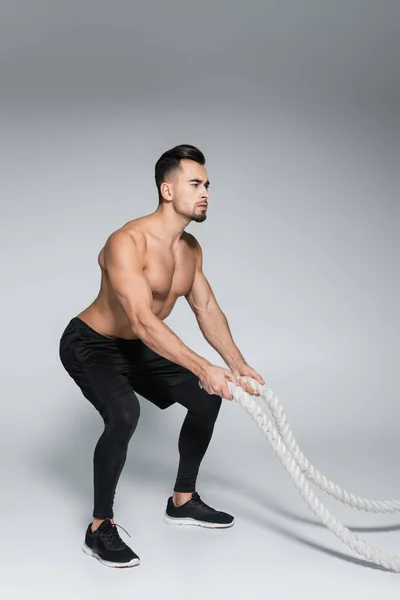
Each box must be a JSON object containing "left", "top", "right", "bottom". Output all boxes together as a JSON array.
[{"left": 59, "top": 144, "right": 264, "bottom": 569}]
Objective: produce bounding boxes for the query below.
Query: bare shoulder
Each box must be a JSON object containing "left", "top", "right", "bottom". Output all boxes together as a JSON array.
[
  {"left": 108, "top": 221, "right": 147, "bottom": 252},
  {"left": 99, "top": 225, "right": 146, "bottom": 270},
  {"left": 182, "top": 231, "right": 202, "bottom": 256}
]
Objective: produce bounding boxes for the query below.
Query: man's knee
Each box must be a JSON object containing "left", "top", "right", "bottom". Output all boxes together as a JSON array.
[{"left": 104, "top": 394, "right": 140, "bottom": 443}]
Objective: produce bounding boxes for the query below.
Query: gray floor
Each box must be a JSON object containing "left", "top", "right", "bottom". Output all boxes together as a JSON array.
[{"left": 5, "top": 387, "right": 400, "bottom": 600}]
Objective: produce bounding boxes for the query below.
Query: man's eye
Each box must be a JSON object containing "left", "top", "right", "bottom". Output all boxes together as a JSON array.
[{"left": 191, "top": 183, "right": 198, "bottom": 187}]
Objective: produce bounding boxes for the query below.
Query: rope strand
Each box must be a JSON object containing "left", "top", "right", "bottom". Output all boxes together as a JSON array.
[{"left": 199, "top": 376, "right": 400, "bottom": 572}]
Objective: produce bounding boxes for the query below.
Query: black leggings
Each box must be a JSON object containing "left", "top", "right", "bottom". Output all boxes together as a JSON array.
[{"left": 59, "top": 317, "right": 222, "bottom": 519}]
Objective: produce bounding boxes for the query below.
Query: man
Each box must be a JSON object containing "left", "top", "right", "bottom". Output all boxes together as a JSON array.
[{"left": 59, "top": 144, "right": 264, "bottom": 569}]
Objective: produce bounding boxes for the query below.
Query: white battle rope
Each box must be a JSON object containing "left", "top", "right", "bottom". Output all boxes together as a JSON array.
[
  {"left": 249, "top": 377, "right": 400, "bottom": 513},
  {"left": 199, "top": 376, "right": 400, "bottom": 571}
]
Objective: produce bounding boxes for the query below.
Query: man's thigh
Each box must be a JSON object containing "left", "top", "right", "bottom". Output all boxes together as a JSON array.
[{"left": 127, "top": 345, "right": 221, "bottom": 411}]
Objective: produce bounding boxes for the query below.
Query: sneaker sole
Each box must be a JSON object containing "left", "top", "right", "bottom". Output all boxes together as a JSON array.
[
  {"left": 163, "top": 513, "right": 235, "bottom": 528},
  {"left": 82, "top": 543, "right": 140, "bottom": 568}
]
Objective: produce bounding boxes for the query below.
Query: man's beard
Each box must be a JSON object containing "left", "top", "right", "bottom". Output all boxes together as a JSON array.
[{"left": 190, "top": 210, "right": 207, "bottom": 223}]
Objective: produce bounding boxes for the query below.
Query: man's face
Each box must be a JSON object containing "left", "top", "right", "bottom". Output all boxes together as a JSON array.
[{"left": 169, "top": 159, "right": 210, "bottom": 223}]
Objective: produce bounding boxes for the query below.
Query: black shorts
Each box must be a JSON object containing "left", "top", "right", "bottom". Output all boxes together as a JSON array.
[{"left": 59, "top": 316, "right": 196, "bottom": 412}]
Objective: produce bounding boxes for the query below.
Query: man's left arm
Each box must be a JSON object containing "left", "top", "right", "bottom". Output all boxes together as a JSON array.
[{"left": 184, "top": 234, "right": 264, "bottom": 389}]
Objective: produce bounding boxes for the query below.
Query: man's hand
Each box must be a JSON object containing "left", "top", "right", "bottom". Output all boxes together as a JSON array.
[
  {"left": 198, "top": 364, "right": 239, "bottom": 400},
  {"left": 231, "top": 362, "right": 265, "bottom": 396}
]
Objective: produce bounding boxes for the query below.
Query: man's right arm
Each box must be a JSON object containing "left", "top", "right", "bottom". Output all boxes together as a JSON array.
[{"left": 104, "top": 230, "right": 211, "bottom": 378}]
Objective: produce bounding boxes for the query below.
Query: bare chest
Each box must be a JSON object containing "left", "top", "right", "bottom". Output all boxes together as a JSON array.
[{"left": 144, "top": 242, "right": 196, "bottom": 301}]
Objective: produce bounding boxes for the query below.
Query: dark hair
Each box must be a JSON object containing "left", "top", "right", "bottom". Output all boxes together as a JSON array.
[{"left": 155, "top": 144, "right": 206, "bottom": 203}]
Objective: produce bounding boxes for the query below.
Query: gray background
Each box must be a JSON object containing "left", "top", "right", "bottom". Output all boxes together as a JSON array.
[{"left": 1, "top": 0, "right": 400, "bottom": 597}]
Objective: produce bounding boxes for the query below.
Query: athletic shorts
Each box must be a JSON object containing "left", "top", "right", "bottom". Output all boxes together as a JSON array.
[{"left": 59, "top": 316, "right": 196, "bottom": 412}]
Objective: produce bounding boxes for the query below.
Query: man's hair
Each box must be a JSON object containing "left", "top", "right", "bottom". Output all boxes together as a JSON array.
[{"left": 155, "top": 144, "right": 206, "bottom": 204}]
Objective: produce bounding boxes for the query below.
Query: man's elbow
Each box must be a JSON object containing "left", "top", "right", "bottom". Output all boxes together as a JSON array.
[
  {"left": 130, "top": 309, "right": 156, "bottom": 334},
  {"left": 195, "top": 302, "right": 221, "bottom": 324}
]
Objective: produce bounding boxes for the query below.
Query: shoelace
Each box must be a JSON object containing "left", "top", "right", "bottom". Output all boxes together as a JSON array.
[
  {"left": 191, "top": 494, "right": 217, "bottom": 513},
  {"left": 98, "top": 522, "right": 131, "bottom": 549}
]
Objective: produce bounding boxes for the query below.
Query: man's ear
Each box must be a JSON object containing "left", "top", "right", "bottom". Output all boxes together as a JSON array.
[{"left": 160, "top": 181, "right": 173, "bottom": 201}]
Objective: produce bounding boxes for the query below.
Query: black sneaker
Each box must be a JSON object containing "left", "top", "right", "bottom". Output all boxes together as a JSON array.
[
  {"left": 82, "top": 519, "right": 140, "bottom": 568},
  {"left": 164, "top": 492, "right": 235, "bottom": 528}
]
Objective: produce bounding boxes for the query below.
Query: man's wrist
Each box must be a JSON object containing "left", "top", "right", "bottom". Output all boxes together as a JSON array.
[
  {"left": 193, "top": 359, "right": 212, "bottom": 379},
  {"left": 228, "top": 359, "right": 247, "bottom": 370}
]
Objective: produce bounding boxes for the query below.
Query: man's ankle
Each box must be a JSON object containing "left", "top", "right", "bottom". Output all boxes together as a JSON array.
[
  {"left": 173, "top": 491, "right": 194, "bottom": 507},
  {"left": 91, "top": 517, "right": 114, "bottom": 532}
]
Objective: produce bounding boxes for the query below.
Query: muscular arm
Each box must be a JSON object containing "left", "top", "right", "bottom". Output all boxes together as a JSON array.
[
  {"left": 104, "top": 231, "right": 211, "bottom": 377},
  {"left": 184, "top": 234, "right": 246, "bottom": 369}
]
